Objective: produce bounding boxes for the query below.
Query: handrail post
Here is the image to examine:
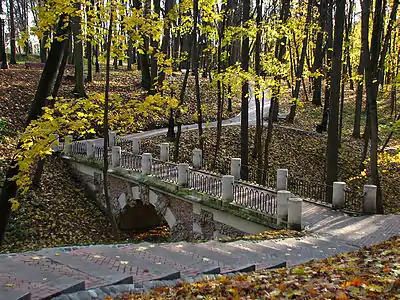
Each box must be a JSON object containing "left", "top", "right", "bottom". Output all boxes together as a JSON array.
[
  {"left": 111, "top": 146, "right": 122, "bottom": 168},
  {"left": 363, "top": 185, "right": 377, "bottom": 214},
  {"left": 142, "top": 153, "right": 152, "bottom": 174},
  {"left": 277, "top": 169, "right": 288, "bottom": 191},
  {"left": 277, "top": 190, "right": 291, "bottom": 226},
  {"left": 64, "top": 135, "right": 73, "bottom": 155},
  {"left": 193, "top": 148, "right": 202, "bottom": 169},
  {"left": 86, "top": 140, "right": 95, "bottom": 159},
  {"left": 222, "top": 175, "right": 234, "bottom": 202},
  {"left": 160, "top": 142, "right": 170, "bottom": 162},
  {"left": 178, "top": 163, "right": 189, "bottom": 186},
  {"left": 230, "top": 158, "right": 241, "bottom": 180},
  {"left": 132, "top": 138, "right": 141, "bottom": 155},
  {"left": 332, "top": 182, "right": 346, "bottom": 209},
  {"left": 288, "top": 197, "right": 303, "bottom": 231}
]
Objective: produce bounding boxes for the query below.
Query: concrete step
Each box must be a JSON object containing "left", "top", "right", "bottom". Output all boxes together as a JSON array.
[
  {"left": 257, "top": 236, "right": 358, "bottom": 266},
  {"left": 0, "top": 288, "right": 30, "bottom": 300},
  {"left": 69, "top": 246, "right": 181, "bottom": 282},
  {"left": 37, "top": 249, "right": 133, "bottom": 289},
  {"left": 205, "top": 240, "right": 286, "bottom": 270},
  {"left": 0, "top": 256, "right": 85, "bottom": 300},
  {"left": 160, "top": 242, "right": 256, "bottom": 274},
  {"left": 120, "top": 243, "right": 221, "bottom": 277}
]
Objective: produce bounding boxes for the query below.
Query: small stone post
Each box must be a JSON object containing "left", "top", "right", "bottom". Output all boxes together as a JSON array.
[
  {"left": 332, "top": 182, "right": 346, "bottom": 209},
  {"left": 363, "top": 185, "right": 377, "bottom": 214},
  {"left": 51, "top": 134, "right": 59, "bottom": 152},
  {"left": 177, "top": 164, "right": 189, "bottom": 186},
  {"left": 86, "top": 140, "right": 96, "bottom": 159},
  {"left": 277, "top": 169, "right": 288, "bottom": 191},
  {"left": 160, "top": 143, "right": 170, "bottom": 162},
  {"left": 222, "top": 175, "right": 234, "bottom": 202},
  {"left": 142, "top": 153, "right": 152, "bottom": 175},
  {"left": 193, "top": 149, "right": 202, "bottom": 169},
  {"left": 108, "top": 131, "right": 117, "bottom": 146},
  {"left": 231, "top": 158, "right": 241, "bottom": 180},
  {"left": 111, "top": 146, "right": 122, "bottom": 168},
  {"left": 132, "top": 138, "right": 141, "bottom": 155},
  {"left": 64, "top": 135, "right": 73, "bottom": 155},
  {"left": 288, "top": 197, "right": 303, "bottom": 231},
  {"left": 277, "top": 190, "right": 291, "bottom": 226}
]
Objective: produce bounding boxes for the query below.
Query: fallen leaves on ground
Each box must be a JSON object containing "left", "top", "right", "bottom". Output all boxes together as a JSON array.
[{"left": 114, "top": 236, "right": 400, "bottom": 299}]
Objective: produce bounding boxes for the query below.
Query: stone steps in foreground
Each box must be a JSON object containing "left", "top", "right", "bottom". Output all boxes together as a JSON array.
[
  {"left": 0, "top": 256, "right": 85, "bottom": 300},
  {"left": 36, "top": 249, "right": 133, "bottom": 289},
  {"left": 119, "top": 243, "right": 221, "bottom": 277},
  {"left": 159, "top": 242, "right": 257, "bottom": 274},
  {"left": 68, "top": 246, "right": 181, "bottom": 282},
  {"left": 0, "top": 288, "right": 31, "bottom": 300},
  {"left": 203, "top": 240, "right": 286, "bottom": 271}
]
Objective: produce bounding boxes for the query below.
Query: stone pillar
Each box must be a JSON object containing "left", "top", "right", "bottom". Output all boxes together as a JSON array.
[
  {"left": 231, "top": 158, "right": 241, "bottom": 180},
  {"left": 111, "top": 146, "right": 122, "bottom": 168},
  {"left": 64, "top": 135, "right": 73, "bottom": 155},
  {"left": 108, "top": 131, "right": 117, "bottom": 146},
  {"left": 160, "top": 143, "right": 170, "bottom": 162},
  {"left": 222, "top": 175, "right": 234, "bottom": 202},
  {"left": 51, "top": 134, "right": 59, "bottom": 152},
  {"left": 132, "top": 138, "right": 141, "bottom": 155},
  {"left": 142, "top": 153, "right": 152, "bottom": 175},
  {"left": 277, "top": 190, "right": 291, "bottom": 226},
  {"left": 332, "top": 182, "right": 346, "bottom": 209},
  {"left": 288, "top": 198, "right": 303, "bottom": 231},
  {"left": 363, "top": 185, "right": 377, "bottom": 214},
  {"left": 193, "top": 148, "right": 202, "bottom": 169},
  {"left": 177, "top": 164, "right": 189, "bottom": 186},
  {"left": 86, "top": 140, "right": 96, "bottom": 159},
  {"left": 277, "top": 169, "right": 288, "bottom": 191}
]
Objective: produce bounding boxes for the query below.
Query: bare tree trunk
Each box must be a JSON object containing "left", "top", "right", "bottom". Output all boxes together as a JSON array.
[
  {"left": 326, "top": 0, "right": 345, "bottom": 203},
  {"left": 72, "top": 1, "right": 86, "bottom": 97},
  {"left": 192, "top": 0, "right": 203, "bottom": 151},
  {"left": 240, "top": 0, "right": 250, "bottom": 180},
  {"left": 104, "top": 6, "right": 120, "bottom": 239},
  {"left": 9, "top": 0, "right": 17, "bottom": 64}
]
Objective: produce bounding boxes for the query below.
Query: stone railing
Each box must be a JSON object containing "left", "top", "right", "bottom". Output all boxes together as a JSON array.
[{"left": 55, "top": 132, "right": 379, "bottom": 231}]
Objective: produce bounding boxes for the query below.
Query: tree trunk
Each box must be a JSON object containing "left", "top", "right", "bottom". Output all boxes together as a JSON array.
[
  {"left": 72, "top": 1, "right": 86, "bottom": 97},
  {"left": 138, "top": 0, "right": 152, "bottom": 91},
  {"left": 192, "top": 0, "right": 203, "bottom": 151},
  {"left": 312, "top": 0, "right": 327, "bottom": 106},
  {"left": 287, "top": 0, "right": 313, "bottom": 123},
  {"left": 9, "top": 0, "right": 17, "bottom": 64},
  {"left": 0, "top": 16, "right": 70, "bottom": 245},
  {"left": 325, "top": 0, "right": 345, "bottom": 203},
  {"left": 254, "top": 0, "right": 263, "bottom": 183},
  {"left": 0, "top": 0, "right": 8, "bottom": 69},
  {"left": 104, "top": 5, "right": 120, "bottom": 240},
  {"left": 240, "top": 0, "right": 250, "bottom": 180}
]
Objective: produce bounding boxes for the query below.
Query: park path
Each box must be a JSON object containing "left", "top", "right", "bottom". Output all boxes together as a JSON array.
[{"left": 124, "top": 86, "right": 271, "bottom": 140}]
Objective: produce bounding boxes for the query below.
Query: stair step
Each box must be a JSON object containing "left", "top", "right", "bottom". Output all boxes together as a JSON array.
[
  {"left": 0, "top": 256, "right": 85, "bottom": 300},
  {"left": 69, "top": 246, "right": 181, "bottom": 282},
  {"left": 120, "top": 243, "right": 220, "bottom": 277},
  {"left": 205, "top": 241, "right": 286, "bottom": 270},
  {"left": 37, "top": 249, "right": 133, "bottom": 289},
  {"left": 160, "top": 242, "right": 256, "bottom": 274},
  {"left": 0, "top": 288, "right": 30, "bottom": 300}
]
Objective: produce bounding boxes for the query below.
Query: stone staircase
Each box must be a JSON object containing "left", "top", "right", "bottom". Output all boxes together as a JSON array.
[{"left": 0, "top": 235, "right": 359, "bottom": 300}]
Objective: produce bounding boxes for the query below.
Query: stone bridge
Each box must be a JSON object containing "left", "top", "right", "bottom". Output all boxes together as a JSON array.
[{"left": 58, "top": 132, "right": 379, "bottom": 241}]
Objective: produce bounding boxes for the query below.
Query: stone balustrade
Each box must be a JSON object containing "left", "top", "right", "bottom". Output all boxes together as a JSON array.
[{"left": 59, "top": 134, "right": 379, "bottom": 231}]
